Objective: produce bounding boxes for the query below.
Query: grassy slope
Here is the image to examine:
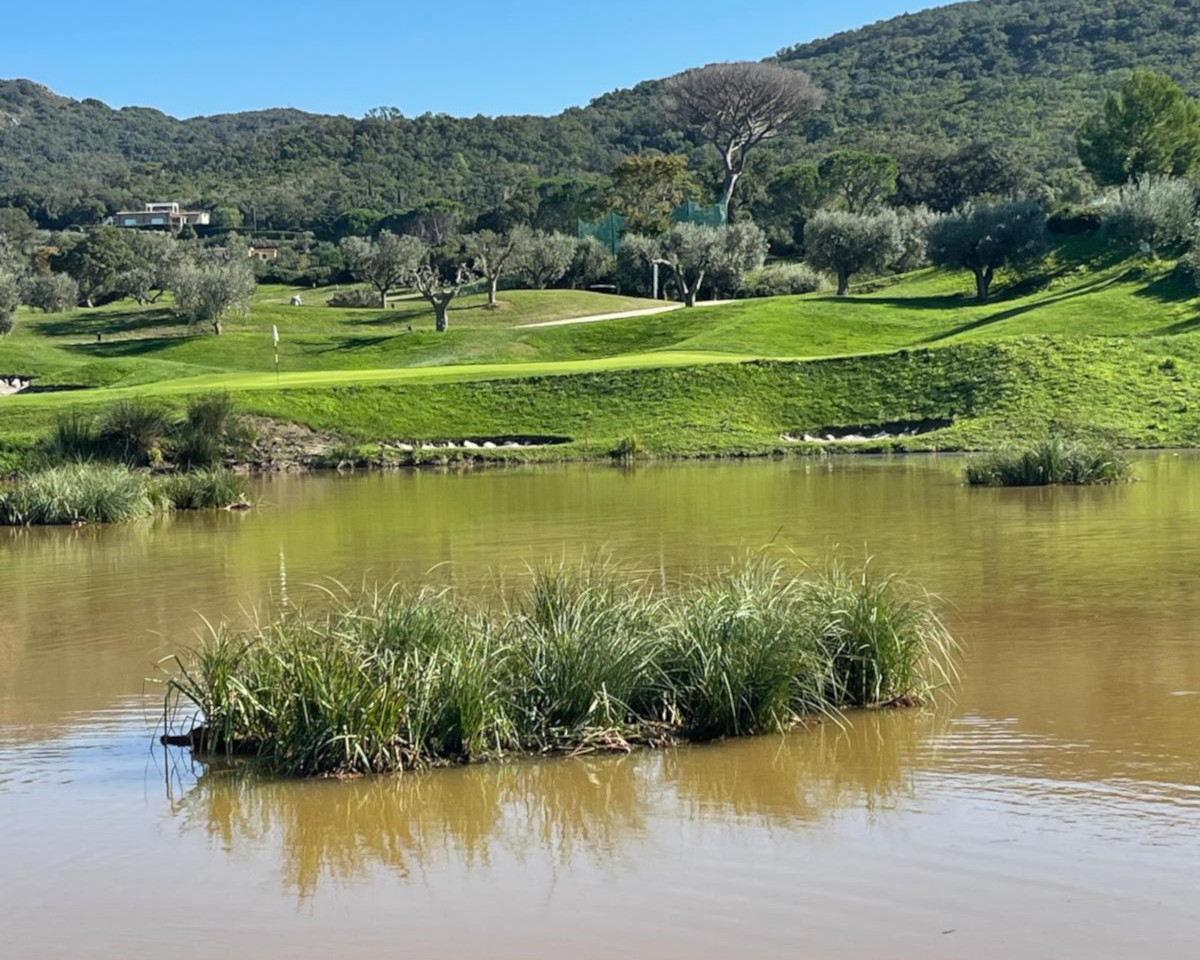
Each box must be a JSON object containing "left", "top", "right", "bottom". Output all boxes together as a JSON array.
[{"left": 2, "top": 239, "right": 1199, "bottom": 467}]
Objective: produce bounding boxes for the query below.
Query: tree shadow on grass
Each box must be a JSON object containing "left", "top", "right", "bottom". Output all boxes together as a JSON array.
[
  {"left": 312, "top": 336, "right": 400, "bottom": 354},
  {"left": 59, "top": 336, "right": 195, "bottom": 359},
  {"left": 915, "top": 272, "right": 1131, "bottom": 344},
  {"left": 35, "top": 307, "right": 182, "bottom": 338},
  {"left": 342, "top": 302, "right": 495, "bottom": 329},
  {"left": 1132, "top": 269, "right": 1198, "bottom": 305},
  {"left": 807, "top": 294, "right": 971, "bottom": 312}
]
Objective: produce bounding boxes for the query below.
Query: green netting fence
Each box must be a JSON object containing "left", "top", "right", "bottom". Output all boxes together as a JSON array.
[
  {"left": 577, "top": 202, "right": 726, "bottom": 251},
  {"left": 577, "top": 212, "right": 625, "bottom": 254},
  {"left": 671, "top": 200, "right": 726, "bottom": 227}
]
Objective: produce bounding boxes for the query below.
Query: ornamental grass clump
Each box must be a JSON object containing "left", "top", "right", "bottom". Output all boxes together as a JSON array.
[
  {"left": 0, "top": 463, "right": 250, "bottom": 525},
  {"left": 162, "top": 558, "right": 958, "bottom": 777},
  {"left": 0, "top": 463, "right": 163, "bottom": 525},
  {"left": 964, "top": 437, "right": 1133, "bottom": 486},
  {"left": 160, "top": 468, "right": 248, "bottom": 510}
]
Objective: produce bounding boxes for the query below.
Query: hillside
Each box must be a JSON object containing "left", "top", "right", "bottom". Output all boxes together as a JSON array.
[{"left": 3, "top": 0, "right": 1200, "bottom": 228}]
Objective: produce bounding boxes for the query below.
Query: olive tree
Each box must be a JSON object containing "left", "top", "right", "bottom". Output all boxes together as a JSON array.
[
  {"left": 927, "top": 200, "right": 1048, "bottom": 302},
  {"left": 512, "top": 228, "right": 576, "bottom": 289},
  {"left": 803, "top": 210, "right": 903, "bottom": 296},
  {"left": 410, "top": 256, "right": 480, "bottom": 332},
  {"left": 0, "top": 270, "right": 20, "bottom": 336},
  {"left": 664, "top": 62, "right": 824, "bottom": 221},
  {"left": 567, "top": 237, "right": 617, "bottom": 289},
  {"left": 624, "top": 222, "right": 768, "bottom": 307},
  {"left": 120, "top": 231, "right": 181, "bottom": 304},
  {"left": 893, "top": 206, "right": 941, "bottom": 272},
  {"left": 1101, "top": 176, "right": 1198, "bottom": 258},
  {"left": 340, "top": 230, "right": 424, "bottom": 307},
  {"left": 23, "top": 272, "right": 78, "bottom": 312},
  {"left": 171, "top": 254, "right": 257, "bottom": 335},
  {"left": 463, "top": 229, "right": 527, "bottom": 307}
]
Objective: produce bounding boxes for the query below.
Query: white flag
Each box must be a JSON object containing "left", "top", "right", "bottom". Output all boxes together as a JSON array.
[{"left": 272, "top": 325, "right": 280, "bottom": 346}]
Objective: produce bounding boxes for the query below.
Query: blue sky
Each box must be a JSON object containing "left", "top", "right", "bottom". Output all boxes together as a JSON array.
[{"left": 6, "top": 1, "right": 944, "bottom": 118}]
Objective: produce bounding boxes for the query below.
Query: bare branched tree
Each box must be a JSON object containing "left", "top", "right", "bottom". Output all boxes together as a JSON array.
[
  {"left": 411, "top": 261, "right": 479, "bottom": 332},
  {"left": 463, "top": 229, "right": 526, "bottom": 307},
  {"left": 664, "top": 62, "right": 824, "bottom": 220}
]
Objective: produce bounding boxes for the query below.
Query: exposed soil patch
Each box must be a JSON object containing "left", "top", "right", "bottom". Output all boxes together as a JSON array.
[
  {"left": 242, "top": 417, "right": 347, "bottom": 470},
  {"left": 782, "top": 418, "right": 953, "bottom": 445}
]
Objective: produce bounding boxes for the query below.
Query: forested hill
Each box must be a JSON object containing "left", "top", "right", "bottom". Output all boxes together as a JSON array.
[{"left": 3, "top": 0, "right": 1199, "bottom": 231}]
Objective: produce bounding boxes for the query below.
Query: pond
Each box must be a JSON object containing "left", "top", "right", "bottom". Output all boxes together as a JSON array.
[{"left": 1, "top": 456, "right": 1198, "bottom": 959}]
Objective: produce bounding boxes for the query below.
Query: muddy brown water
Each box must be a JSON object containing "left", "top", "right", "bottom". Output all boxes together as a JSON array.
[{"left": 1, "top": 456, "right": 1197, "bottom": 959}]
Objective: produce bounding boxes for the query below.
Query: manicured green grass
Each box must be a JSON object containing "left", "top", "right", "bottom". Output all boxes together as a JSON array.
[
  {"left": 3, "top": 238, "right": 1200, "bottom": 466},
  {"left": 162, "top": 557, "right": 956, "bottom": 776}
]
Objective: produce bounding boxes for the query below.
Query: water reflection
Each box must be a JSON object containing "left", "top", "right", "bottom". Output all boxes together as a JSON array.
[
  {"left": 172, "top": 709, "right": 941, "bottom": 899},
  {"left": 3, "top": 456, "right": 1200, "bottom": 959}
]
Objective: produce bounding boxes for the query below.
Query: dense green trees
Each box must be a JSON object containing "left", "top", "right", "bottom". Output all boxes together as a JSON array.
[
  {"left": 606, "top": 154, "right": 697, "bottom": 234},
  {"left": 56, "top": 227, "right": 136, "bottom": 307},
  {"left": 3, "top": 1, "right": 1200, "bottom": 238},
  {"left": 817, "top": 151, "right": 898, "bottom": 214},
  {"left": 1077, "top": 71, "right": 1200, "bottom": 186}
]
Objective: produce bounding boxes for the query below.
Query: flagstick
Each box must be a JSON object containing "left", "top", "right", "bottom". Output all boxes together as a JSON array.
[{"left": 273, "top": 324, "right": 280, "bottom": 386}]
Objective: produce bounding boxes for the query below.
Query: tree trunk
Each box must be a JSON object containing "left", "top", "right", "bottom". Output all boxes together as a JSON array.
[
  {"left": 837, "top": 269, "right": 850, "bottom": 297},
  {"left": 717, "top": 146, "right": 741, "bottom": 223},
  {"left": 435, "top": 301, "right": 449, "bottom": 332},
  {"left": 378, "top": 286, "right": 388, "bottom": 309},
  {"left": 212, "top": 318, "right": 223, "bottom": 336},
  {"left": 974, "top": 267, "right": 993, "bottom": 302},
  {"left": 684, "top": 288, "right": 698, "bottom": 307},
  {"left": 487, "top": 275, "right": 499, "bottom": 307},
  {"left": 719, "top": 169, "right": 740, "bottom": 224}
]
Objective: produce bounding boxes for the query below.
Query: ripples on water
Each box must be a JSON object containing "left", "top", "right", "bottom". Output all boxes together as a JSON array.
[{"left": 1, "top": 457, "right": 1198, "bottom": 959}]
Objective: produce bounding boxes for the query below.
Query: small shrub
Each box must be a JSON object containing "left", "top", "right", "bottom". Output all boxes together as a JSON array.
[
  {"left": 610, "top": 434, "right": 645, "bottom": 461},
  {"left": 99, "top": 398, "right": 169, "bottom": 466},
  {"left": 1101, "top": 176, "right": 1197, "bottom": 257},
  {"left": 964, "top": 437, "right": 1133, "bottom": 486},
  {"left": 159, "top": 468, "right": 248, "bottom": 510},
  {"left": 320, "top": 443, "right": 367, "bottom": 469},
  {"left": 1048, "top": 207, "right": 1103, "bottom": 236},
  {"left": 737, "top": 263, "right": 829, "bottom": 298},
  {"left": 49, "top": 409, "right": 100, "bottom": 461},
  {"left": 326, "top": 287, "right": 385, "bottom": 308},
  {"left": 173, "top": 392, "right": 254, "bottom": 468}
]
